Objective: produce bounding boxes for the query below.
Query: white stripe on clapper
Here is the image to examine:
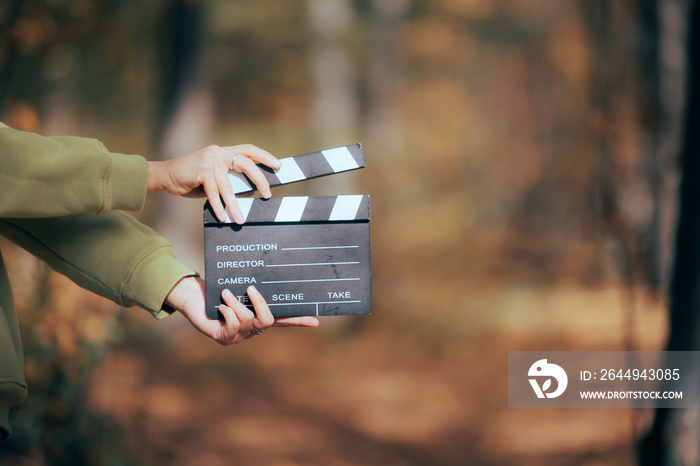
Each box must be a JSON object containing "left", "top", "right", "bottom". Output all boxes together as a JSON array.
[
  {"left": 322, "top": 146, "right": 360, "bottom": 173},
  {"left": 275, "top": 196, "right": 308, "bottom": 222},
  {"left": 329, "top": 195, "right": 363, "bottom": 221},
  {"left": 238, "top": 198, "right": 254, "bottom": 222},
  {"left": 274, "top": 157, "right": 306, "bottom": 184},
  {"left": 222, "top": 197, "right": 253, "bottom": 223},
  {"left": 228, "top": 172, "right": 253, "bottom": 194}
]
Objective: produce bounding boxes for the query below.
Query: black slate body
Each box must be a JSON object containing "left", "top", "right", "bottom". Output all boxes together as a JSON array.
[{"left": 204, "top": 195, "right": 371, "bottom": 318}]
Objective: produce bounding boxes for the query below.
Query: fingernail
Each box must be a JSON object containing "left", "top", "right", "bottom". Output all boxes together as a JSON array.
[
  {"left": 222, "top": 289, "right": 233, "bottom": 299},
  {"left": 248, "top": 286, "right": 258, "bottom": 295},
  {"left": 263, "top": 189, "right": 271, "bottom": 199},
  {"left": 235, "top": 212, "right": 245, "bottom": 224},
  {"left": 274, "top": 159, "right": 281, "bottom": 168}
]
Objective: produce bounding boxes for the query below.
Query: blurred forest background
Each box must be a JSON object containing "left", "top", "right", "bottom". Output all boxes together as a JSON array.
[{"left": 0, "top": 0, "right": 694, "bottom": 464}]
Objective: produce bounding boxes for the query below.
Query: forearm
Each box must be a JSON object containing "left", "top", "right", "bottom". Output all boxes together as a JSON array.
[
  {"left": 0, "top": 123, "right": 147, "bottom": 218},
  {"left": 0, "top": 213, "right": 196, "bottom": 318}
]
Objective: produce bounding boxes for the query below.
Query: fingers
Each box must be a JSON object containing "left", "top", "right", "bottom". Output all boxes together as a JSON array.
[
  {"left": 202, "top": 146, "right": 243, "bottom": 223},
  {"left": 216, "top": 302, "right": 240, "bottom": 334},
  {"left": 273, "top": 316, "right": 320, "bottom": 328},
  {"left": 208, "top": 144, "right": 280, "bottom": 222},
  {"left": 219, "top": 289, "right": 254, "bottom": 344},
  {"left": 202, "top": 174, "right": 231, "bottom": 223},
  {"left": 243, "top": 286, "right": 321, "bottom": 331},
  {"left": 221, "top": 287, "right": 277, "bottom": 340},
  {"left": 234, "top": 156, "right": 272, "bottom": 199},
  {"left": 247, "top": 286, "right": 275, "bottom": 331},
  {"left": 231, "top": 303, "right": 255, "bottom": 336},
  {"left": 228, "top": 143, "right": 281, "bottom": 170},
  {"left": 214, "top": 159, "right": 245, "bottom": 224},
  {"left": 228, "top": 144, "right": 281, "bottom": 199},
  {"left": 216, "top": 288, "right": 319, "bottom": 344},
  {"left": 178, "top": 280, "right": 318, "bottom": 347}
]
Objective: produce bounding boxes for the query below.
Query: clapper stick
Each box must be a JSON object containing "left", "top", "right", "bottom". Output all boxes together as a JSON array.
[
  {"left": 228, "top": 143, "right": 365, "bottom": 194},
  {"left": 203, "top": 144, "right": 371, "bottom": 319}
]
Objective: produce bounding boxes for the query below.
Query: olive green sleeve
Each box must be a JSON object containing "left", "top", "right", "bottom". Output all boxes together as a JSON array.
[
  {"left": 0, "top": 213, "right": 197, "bottom": 318},
  {"left": 0, "top": 123, "right": 147, "bottom": 218},
  {"left": 0, "top": 122, "right": 198, "bottom": 317}
]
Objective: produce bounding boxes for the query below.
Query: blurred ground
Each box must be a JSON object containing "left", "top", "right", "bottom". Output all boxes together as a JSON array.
[{"left": 86, "top": 285, "right": 665, "bottom": 466}]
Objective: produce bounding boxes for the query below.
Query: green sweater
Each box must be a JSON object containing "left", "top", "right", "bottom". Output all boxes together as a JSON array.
[{"left": 0, "top": 123, "right": 196, "bottom": 439}]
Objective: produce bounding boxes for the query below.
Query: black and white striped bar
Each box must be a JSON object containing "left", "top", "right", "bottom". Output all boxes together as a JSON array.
[
  {"left": 229, "top": 143, "right": 364, "bottom": 194},
  {"left": 204, "top": 194, "right": 370, "bottom": 224},
  {"left": 204, "top": 195, "right": 371, "bottom": 319}
]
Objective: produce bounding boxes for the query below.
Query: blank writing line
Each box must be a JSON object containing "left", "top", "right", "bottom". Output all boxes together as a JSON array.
[
  {"left": 266, "top": 300, "right": 362, "bottom": 306},
  {"left": 261, "top": 278, "right": 360, "bottom": 284},
  {"left": 266, "top": 261, "right": 359, "bottom": 267},
  {"left": 215, "top": 300, "right": 361, "bottom": 309},
  {"left": 281, "top": 245, "right": 359, "bottom": 251}
]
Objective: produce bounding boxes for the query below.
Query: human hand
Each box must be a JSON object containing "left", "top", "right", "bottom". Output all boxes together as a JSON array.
[
  {"left": 165, "top": 276, "right": 319, "bottom": 345},
  {"left": 147, "top": 144, "right": 281, "bottom": 224}
]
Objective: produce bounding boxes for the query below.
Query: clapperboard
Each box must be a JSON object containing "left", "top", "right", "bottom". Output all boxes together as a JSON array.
[{"left": 204, "top": 144, "right": 371, "bottom": 319}]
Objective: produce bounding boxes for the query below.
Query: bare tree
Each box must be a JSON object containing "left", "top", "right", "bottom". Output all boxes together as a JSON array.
[
  {"left": 641, "top": 1, "right": 700, "bottom": 463},
  {"left": 152, "top": 0, "right": 211, "bottom": 272}
]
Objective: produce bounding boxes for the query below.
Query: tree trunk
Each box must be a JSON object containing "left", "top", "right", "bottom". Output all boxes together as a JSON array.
[
  {"left": 151, "top": 0, "right": 211, "bottom": 272},
  {"left": 306, "top": 0, "right": 359, "bottom": 195},
  {"left": 641, "top": 1, "right": 700, "bottom": 463}
]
